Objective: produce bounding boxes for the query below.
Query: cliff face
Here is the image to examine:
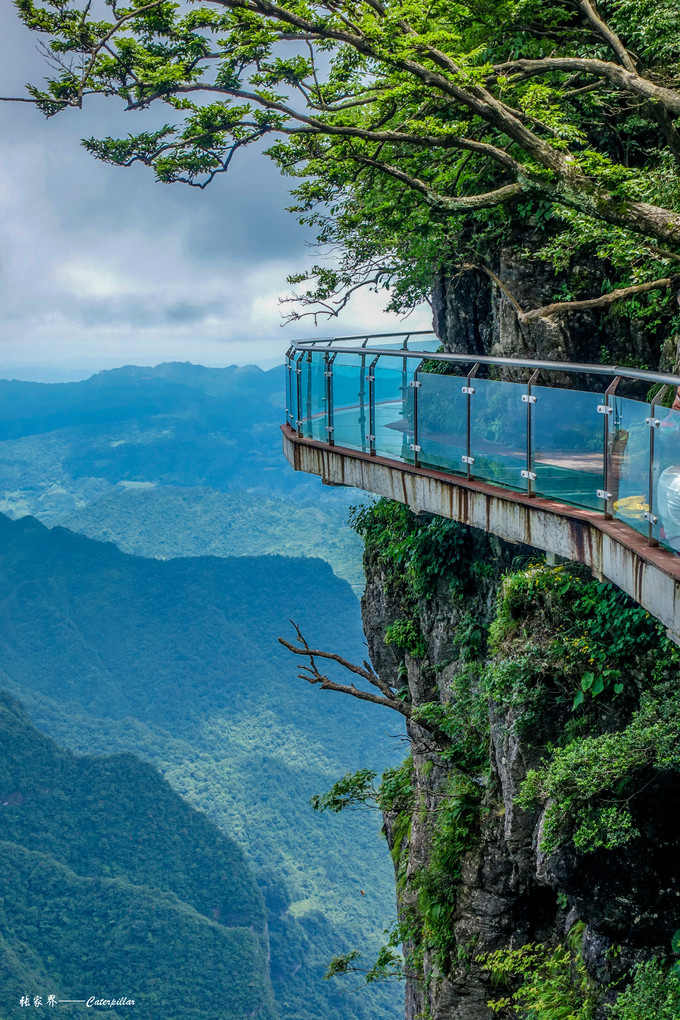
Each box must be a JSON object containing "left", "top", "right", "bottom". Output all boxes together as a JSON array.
[
  {"left": 431, "top": 244, "right": 679, "bottom": 374},
  {"left": 357, "top": 507, "right": 680, "bottom": 1019}
]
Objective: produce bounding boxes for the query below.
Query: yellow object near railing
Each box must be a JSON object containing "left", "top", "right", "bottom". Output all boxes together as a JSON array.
[{"left": 613, "top": 496, "right": 650, "bottom": 522}]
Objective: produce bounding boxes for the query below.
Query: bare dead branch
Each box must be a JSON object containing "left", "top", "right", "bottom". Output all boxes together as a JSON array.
[
  {"left": 280, "top": 272, "right": 394, "bottom": 324},
  {"left": 280, "top": 621, "right": 404, "bottom": 706}
]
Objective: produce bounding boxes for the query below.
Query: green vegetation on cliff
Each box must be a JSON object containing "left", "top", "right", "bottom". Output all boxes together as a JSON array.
[{"left": 326, "top": 498, "right": 680, "bottom": 1018}]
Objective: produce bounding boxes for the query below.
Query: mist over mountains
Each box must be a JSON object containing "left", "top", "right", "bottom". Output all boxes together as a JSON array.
[
  {"left": 0, "top": 363, "right": 400, "bottom": 1019},
  {"left": 0, "top": 361, "right": 363, "bottom": 586}
]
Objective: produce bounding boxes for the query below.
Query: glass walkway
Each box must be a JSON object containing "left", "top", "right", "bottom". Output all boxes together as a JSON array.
[{"left": 285, "top": 332, "right": 680, "bottom": 557}]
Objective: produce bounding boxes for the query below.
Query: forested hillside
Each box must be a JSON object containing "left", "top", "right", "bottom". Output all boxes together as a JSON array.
[
  {"left": 0, "top": 512, "right": 400, "bottom": 1020},
  {"left": 0, "top": 691, "right": 276, "bottom": 1020},
  {"left": 0, "top": 362, "right": 363, "bottom": 587}
]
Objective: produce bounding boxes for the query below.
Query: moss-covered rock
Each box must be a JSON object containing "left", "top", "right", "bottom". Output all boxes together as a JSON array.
[{"left": 354, "top": 499, "right": 680, "bottom": 1020}]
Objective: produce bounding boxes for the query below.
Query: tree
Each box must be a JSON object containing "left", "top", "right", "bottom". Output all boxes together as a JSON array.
[{"left": 8, "top": 0, "right": 680, "bottom": 328}]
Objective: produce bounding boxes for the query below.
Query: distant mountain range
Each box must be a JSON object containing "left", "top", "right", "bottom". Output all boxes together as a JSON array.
[
  {"left": 0, "top": 362, "right": 396, "bottom": 1019},
  {"left": 0, "top": 361, "right": 364, "bottom": 587},
  {"left": 0, "top": 513, "right": 401, "bottom": 1020}
]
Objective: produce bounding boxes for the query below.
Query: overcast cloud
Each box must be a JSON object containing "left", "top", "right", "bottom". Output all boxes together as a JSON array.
[{"left": 0, "top": 7, "right": 430, "bottom": 379}]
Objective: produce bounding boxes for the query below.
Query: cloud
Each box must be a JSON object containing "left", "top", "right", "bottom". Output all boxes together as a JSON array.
[{"left": 0, "top": 8, "right": 431, "bottom": 380}]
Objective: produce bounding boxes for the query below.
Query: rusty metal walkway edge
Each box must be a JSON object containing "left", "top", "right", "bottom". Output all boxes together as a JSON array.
[{"left": 282, "top": 424, "right": 680, "bottom": 644}]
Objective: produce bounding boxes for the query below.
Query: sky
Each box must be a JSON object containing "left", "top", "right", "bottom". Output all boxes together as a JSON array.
[{"left": 0, "top": 5, "right": 431, "bottom": 380}]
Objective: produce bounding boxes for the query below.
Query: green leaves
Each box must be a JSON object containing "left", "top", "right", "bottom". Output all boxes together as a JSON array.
[
  {"left": 573, "top": 670, "right": 611, "bottom": 708},
  {"left": 520, "top": 684, "right": 680, "bottom": 853},
  {"left": 310, "top": 768, "right": 378, "bottom": 812},
  {"left": 13, "top": 0, "right": 680, "bottom": 321},
  {"left": 349, "top": 498, "right": 471, "bottom": 602}
]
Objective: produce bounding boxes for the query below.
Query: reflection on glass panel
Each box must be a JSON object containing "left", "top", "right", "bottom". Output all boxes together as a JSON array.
[
  {"left": 373, "top": 357, "right": 411, "bottom": 462},
  {"left": 405, "top": 337, "right": 441, "bottom": 353},
  {"left": 652, "top": 404, "right": 680, "bottom": 553},
  {"left": 418, "top": 373, "right": 467, "bottom": 474},
  {"left": 610, "top": 395, "right": 651, "bottom": 541},
  {"left": 469, "top": 378, "right": 527, "bottom": 490},
  {"left": 532, "top": 386, "right": 604, "bottom": 510},
  {"left": 298, "top": 352, "right": 327, "bottom": 440},
  {"left": 331, "top": 354, "right": 369, "bottom": 452}
]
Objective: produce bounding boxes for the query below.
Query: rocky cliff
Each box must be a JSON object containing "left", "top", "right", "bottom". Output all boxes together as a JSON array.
[
  {"left": 352, "top": 501, "right": 680, "bottom": 1020},
  {"left": 431, "top": 241, "right": 679, "bottom": 375}
]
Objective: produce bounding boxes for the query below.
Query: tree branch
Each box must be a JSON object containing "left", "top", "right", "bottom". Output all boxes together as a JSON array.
[
  {"left": 461, "top": 264, "right": 525, "bottom": 315},
  {"left": 279, "top": 622, "right": 412, "bottom": 718},
  {"left": 577, "top": 0, "right": 637, "bottom": 73},
  {"left": 167, "top": 84, "right": 525, "bottom": 170},
  {"left": 280, "top": 272, "right": 394, "bottom": 325},
  {"left": 355, "top": 157, "right": 526, "bottom": 211},
  {"left": 494, "top": 57, "right": 680, "bottom": 116},
  {"left": 455, "top": 265, "right": 679, "bottom": 323},
  {"left": 518, "top": 275, "right": 678, "bottom": 322}
]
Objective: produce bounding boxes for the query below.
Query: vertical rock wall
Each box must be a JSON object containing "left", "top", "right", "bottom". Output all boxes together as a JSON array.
[
  {"left": 359, "top": 523, "right": 680, "bottom": 1020},
  {"left": 431, "top": 244, "right": 679, "bottom": 373}
]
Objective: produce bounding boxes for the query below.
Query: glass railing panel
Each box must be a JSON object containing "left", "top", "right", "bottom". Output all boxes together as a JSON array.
[
  {"left": 418, "top": 372, "right": 467, "bottom": 475},
  {"left": 469, "top": 378, "right": 527, "bottom": 490},
  {"left": 404, "top": 337, "right": 441, "bottom": 353},
  {"left": 373, "top": 357, "right": 412, "bottom": 462},
  {"left": 331, "top": 354, "right": 370, "bottom": 453},
  {"left": 298, "top": 352, "right": 328, "bottom": 440},
  {"left": 652, "top": 404, "right": 680, "bottom": 553},
  {"left": 610, "top": 395, "right": 651, "bottom": 540},
  {"left": 531, "top": 385, "right": 604, "bottom": 510}
]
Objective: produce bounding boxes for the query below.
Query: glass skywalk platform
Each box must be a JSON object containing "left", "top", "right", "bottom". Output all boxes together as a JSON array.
[{"left": 285, "top": 332, "right": 680, "bottom": 557}]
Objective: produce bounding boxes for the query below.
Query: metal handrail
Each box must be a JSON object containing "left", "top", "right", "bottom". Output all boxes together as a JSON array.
[
  {"left": 286, "top": 335, "right": 680, "bottom": 551},
  {"left": 290, "top": 335, "right": 680, "bottom": 389},
  {"left": 291, "top": 329, "right": 436, "bottom": 347}
]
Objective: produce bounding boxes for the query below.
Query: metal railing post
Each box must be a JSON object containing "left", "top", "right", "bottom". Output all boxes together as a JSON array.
[
  {"left": 359, "top": 353, "right": 367, "bottom": 450},
  {"left": 304, "top": 351, "right": 313, "bottom": 434},
  {"left": 462, "top": 364, "right": 479, "bottom": 479},
  {"left": 324, "top": 352, "right": 336, "bottom": 446},
  {"left": 521, "top": 369, "right": 539, "bottom": 497},
  {"left": 410, "top": 366, "right": 421, "bottom": 467},
  {"left": 294, "top": 350, "right": 305, "bottom": 434},
  {"left": 368, "top": 355, "right": 379, "bottom": 456},
  {"left": 646, "top": 385, "right": 669, "bottom": 545},
  {"left": 598, "top": 376, "right": 621, "bottom": 519},
  {"left": 285, "top": 347, "right": 293, "bottom": 428}
]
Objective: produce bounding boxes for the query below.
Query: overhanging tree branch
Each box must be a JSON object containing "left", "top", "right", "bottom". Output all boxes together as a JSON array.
[
  {"left": 456, "top": 265, "right": 680, "bottom": 323},
  {"left": 279, "top": 621, "right": 413, "bottom": 719},
  {"left": 577, "top": 0, "right": 637, "bottom": 73},
  {"left": 494, "top": 57, "right": 680, "bottom": 116},
  {"left": 518, "top": 275, "right": 679, "bottom": 322},
  {"left": 355, "top": 157, "right": 526, "bottom": 211},
  {"left": 10, "top": 0, "right": 680, "bottom": 324}
]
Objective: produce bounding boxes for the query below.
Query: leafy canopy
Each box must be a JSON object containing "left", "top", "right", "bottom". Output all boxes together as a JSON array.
[{"left": 12, "top": 0, "right": 680, "bottom": 320}]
